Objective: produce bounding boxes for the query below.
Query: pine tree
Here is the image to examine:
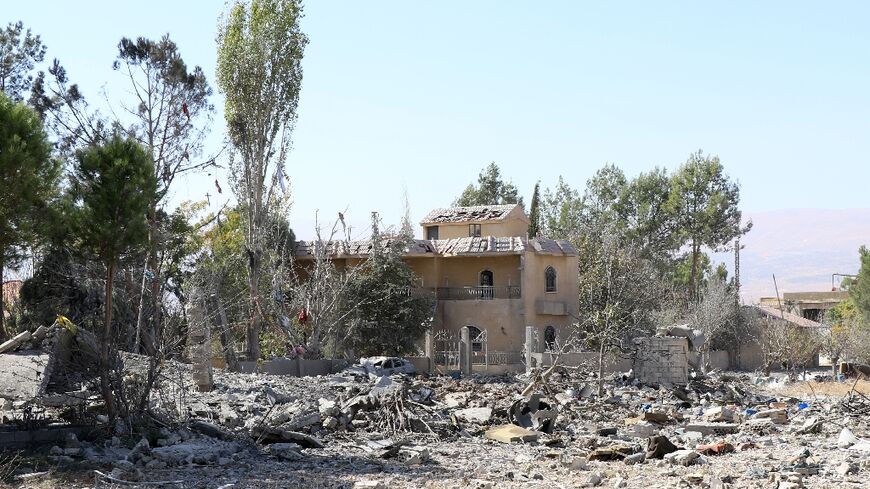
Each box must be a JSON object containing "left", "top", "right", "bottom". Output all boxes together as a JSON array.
[
  {"left": 0, "top": 92, "right": 60, "bottom": 334},
  {"left": 72, "top": 135, "right": 157, "bottom": 418}
]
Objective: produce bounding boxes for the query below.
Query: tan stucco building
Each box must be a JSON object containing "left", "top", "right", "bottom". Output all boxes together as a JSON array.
[{"left": 294, "top": 204, "right": 579, "bottom": 353}]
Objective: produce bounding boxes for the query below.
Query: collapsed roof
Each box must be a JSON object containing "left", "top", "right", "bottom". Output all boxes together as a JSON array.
[
  {"left": 420, "top": 204, "right": 526, "bottom": 225},
  {"left": 292, "top": 236, "right": 577, "bottom": 259}
]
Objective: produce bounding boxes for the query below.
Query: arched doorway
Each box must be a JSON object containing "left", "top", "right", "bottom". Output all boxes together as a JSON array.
[
  {"left": 544, "top": 326, "right": 556, "bottom": 352},
  {"left": 479, "top": 270, "right": 494, "bottom": 299},
  {"left": 467, "top": 325, "right": 484, "bottom": 352}
]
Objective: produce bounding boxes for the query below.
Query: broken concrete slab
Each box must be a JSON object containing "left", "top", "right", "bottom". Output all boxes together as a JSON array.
[
  {"left": 753, "top": 408, "right": 788, "bottom": 424},
  {"left": 0, "top": 331, "right": 32, "bottom": 354},
  {"left": 0, "top": 352, "right": 51, "bottom": 400},
  {"left": 684, "top": 422, "right": 739, "bottom": 436},
  {"left": 252, "top": 427, "right": 324, "bottom": 448},
  {"left": 484, "top": 424, "right": 539, "bottom": 443},
  {"left": 455, "top": 407, "right": 492, "bottom": 424}
]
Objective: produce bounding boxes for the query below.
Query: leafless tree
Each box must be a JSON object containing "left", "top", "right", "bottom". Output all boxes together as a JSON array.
[
  {"left": 686, "top": 278, "right": 736, "bottom": 372},
  {"left": 574, "top": 230, "right": 663, "bottom": 395}
]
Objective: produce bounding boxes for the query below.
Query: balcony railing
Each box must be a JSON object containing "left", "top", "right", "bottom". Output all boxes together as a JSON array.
[{"left": 435, "top": 286, "right": 521, "bottom": 300}]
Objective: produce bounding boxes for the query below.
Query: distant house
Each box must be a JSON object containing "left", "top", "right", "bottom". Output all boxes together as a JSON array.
[
  {"left": 758, "top": 291, "right": 848, "bottom": 322},
  {"left": 293, "top": 204, "right": 579, "bottom": 353}
]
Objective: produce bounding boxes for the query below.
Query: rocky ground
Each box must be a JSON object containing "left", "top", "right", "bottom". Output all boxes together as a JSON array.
[{"left": 2, "top": 359, "right": 870, "bottom": 489}]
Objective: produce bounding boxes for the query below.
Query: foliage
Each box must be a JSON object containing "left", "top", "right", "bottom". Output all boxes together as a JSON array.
[
  {"left": 191, "top": 202, "right": 295, "bottom": 359},
  {"left": 540, "top": 176, "right": 583, "bottom": 241},
  {"left": 527, "top": 181, "right": 541, "bottom": 237},
  {"left": 619, "top": 167, "right": 678, "bottom": 260},
  {"left": 342, "top": 219, "right": 434, "bottom": 357},
  {"left": 217, "top": 0, "right": 308, "bottom": 360},
  {"left": 850, "top": 246, "right": 870, "bottom": 323},
  {"left": 0, "top": 21, "right": 46, "bottom": 101},
  {"left": 454, "top": 162, "right": 523, "bottom": 207},
  {"left": 756, "top": 317, "right": 821, "bottom": 376},
  {"left": 0, "top": 92, "right": 60, "bottom": 332},
  {"left": 72, "top": 136, "right": 156, "bottom": 267}
]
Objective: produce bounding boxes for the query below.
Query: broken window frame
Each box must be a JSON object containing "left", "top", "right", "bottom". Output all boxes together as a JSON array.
[{"left": 469, "top": 223, "right": 482, "bottom": 237}]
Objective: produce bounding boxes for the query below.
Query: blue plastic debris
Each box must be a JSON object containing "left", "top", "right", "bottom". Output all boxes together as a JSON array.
[{"left": 797, "top": 402, "right": 809, "bottom": 410}]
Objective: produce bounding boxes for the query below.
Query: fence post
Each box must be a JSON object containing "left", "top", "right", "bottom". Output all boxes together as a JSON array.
[
  {"left": 187, "top": 288, "right": 213, "bottom": 392},
  {"left": 525, "top": 326, "right": 535, "bottom": 373},
  {"left": 424, "top": 329, "right": 434, "bottom": 360},
  {"left": 459, "top": 326, "right": 472, "bottom": 376}
]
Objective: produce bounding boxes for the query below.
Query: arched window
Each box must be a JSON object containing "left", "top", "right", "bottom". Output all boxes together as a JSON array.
[
  {"left": 544, "top": 326, "right": 556, "bottom": 351},
  {"left": 545, "top": 266, "right": 557, "bottom": 292},
  {"left": 467, "top": 325, "right": 483, "bottom": 352}
]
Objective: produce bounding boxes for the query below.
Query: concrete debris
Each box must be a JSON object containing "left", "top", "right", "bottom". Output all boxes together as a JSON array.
[
  {"left": 508, "top": 394, "right": 558, "bottom": 433},
  {"left": 485, "top": 424, "right": 540, "bottom": 443},
  {"left": 664, "top": 449, "right": 702, "bottom": 466},
  {"left": 455, "top": 406, "right": 492, "bottom": 424},
  {"left": 0, "top": 331, "right": 31, "bottom": 354}
]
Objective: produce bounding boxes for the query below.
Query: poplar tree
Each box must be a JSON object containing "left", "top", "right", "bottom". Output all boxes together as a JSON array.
[{"left": 217, "top": 0, "right": 308, "bottom": 360}]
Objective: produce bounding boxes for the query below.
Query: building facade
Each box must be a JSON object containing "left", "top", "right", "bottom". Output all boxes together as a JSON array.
[{"left": 293, "top": 204, "right": 579, "bottom": 354}]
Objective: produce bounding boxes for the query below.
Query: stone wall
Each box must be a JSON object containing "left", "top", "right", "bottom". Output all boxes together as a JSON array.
[{"left": 633, "top": 336, "right": 689, "bottom": 385}]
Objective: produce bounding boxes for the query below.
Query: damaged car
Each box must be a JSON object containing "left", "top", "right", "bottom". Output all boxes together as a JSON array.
[{"left": 345, "top": 356, "right": 416, "bottom": 377}]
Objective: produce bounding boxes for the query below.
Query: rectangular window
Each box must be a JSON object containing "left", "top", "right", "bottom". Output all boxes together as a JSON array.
[
  {"left": 426, "top": 226, "right": 439, "bottom": 240},
  {"left": 469, "top": 224, "right": 481, "bottom": 237}
]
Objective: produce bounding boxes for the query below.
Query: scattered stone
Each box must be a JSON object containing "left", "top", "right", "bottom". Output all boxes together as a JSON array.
[
  {"left": 836, "top": 462, "right": 857, "bottom": 476},
  {"left": 587, "top": 472, "right": 602, "bottom": 486},
  {"left": 685, "top": 422, "right": 739, "bottom": 435},
  {"left": 624, "top": 452, "right": 645, "bottom": 465},
  {"left": 646, "top": 435, "right": 679, "bottom": 459},
  {"left": 270, "top": 443, "right": 303, "bottom": 461},
  {"left": 664, "top": 449, "right": 701, "bottom": 466},
  {"left": 753, "top": 408, "right": 788, "bottom": 424}
]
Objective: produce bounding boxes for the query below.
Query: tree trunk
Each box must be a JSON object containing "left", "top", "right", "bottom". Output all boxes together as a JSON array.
[
  {"left": 247, "top": 256, "right": 262, "bottom": 361},
  {"left": 690, "top": 239, "right": 699, "bottom": 301},
  {"left": 210, "top": 282, "right": 240, "bottom": 372},
  {"left": 146, "top": 208, "right": 161, "bottom": 355},
  {"left": 133, "top": 256, "right": 149, "bottom": 354},
  {"left": 101, "top": 262, "right": 117, "bottom": 419},
  {"left": 0, "top": 254, "right": 5, "bottom": 337},
  {"left": 597, "top": 341, "right": 606, "bottom": 397}
]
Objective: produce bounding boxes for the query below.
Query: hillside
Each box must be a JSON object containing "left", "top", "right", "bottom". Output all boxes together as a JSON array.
[{"left": 713, "top": 209, "right": 870, "bottom": 302}]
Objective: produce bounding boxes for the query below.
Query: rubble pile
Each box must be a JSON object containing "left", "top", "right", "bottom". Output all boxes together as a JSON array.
[{"left": 1, "top": 325, "right": 869, "bottom": 488}]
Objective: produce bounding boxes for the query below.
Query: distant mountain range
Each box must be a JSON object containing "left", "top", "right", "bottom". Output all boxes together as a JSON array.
[{"left": 711, "top": 209, "right": 870, "bottom": 303}]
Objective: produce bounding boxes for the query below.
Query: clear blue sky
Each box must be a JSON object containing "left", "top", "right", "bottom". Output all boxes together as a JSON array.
[{"left": 7, "top": 1, "right": 870, "bottom": 239}]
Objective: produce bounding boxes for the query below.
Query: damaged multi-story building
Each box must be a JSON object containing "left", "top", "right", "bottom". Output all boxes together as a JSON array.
[{"left": 293, "top": 204, "right": 579, "bottom": 355}]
